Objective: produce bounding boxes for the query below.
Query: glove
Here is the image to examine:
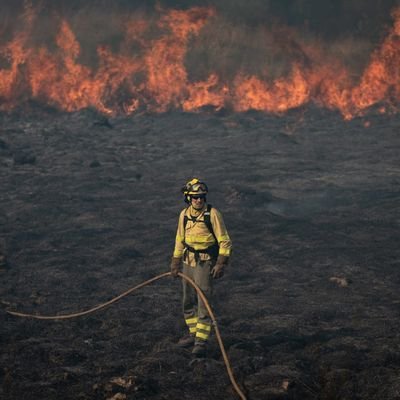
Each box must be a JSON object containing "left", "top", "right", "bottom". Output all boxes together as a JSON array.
[
  {"left": 170, "top": 257, "right": 182, "bottom": 277},
  {"left": 210, "top": 255, "right": 229, "bottom": 279}
]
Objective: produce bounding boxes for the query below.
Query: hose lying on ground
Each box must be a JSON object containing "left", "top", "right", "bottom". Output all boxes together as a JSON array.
[{"left": 7, "top": 271, "right": 247, "bottom": 400}]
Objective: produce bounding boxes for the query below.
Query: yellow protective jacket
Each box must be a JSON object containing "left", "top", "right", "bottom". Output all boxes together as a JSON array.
[{"left": 173, "top": 204, "right": 232, "bottom": 267}]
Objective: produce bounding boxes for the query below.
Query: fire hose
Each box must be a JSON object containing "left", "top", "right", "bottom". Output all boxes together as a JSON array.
[{"left": 7, "top": 272, "right": 247, "bottom": 400}]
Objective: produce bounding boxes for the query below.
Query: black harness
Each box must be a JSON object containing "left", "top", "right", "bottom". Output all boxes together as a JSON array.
[{"left": 183, "top": 204, "right": 219, "bottom": 261}]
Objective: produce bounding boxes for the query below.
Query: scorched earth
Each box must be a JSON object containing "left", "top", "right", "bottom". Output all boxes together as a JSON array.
[{"left": 0, "top": 106, "right": 400, "bottom": 399}]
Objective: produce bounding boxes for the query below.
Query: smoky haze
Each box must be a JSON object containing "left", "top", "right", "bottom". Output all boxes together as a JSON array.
[
  {"left": 4, "top": 0, "right": 397, "bottom": 37},
  {"left": 2, "top": 0, "right": 398, "bottom": 73},
  {"left": 1, "top": 0, "right": 399, "bottom": 116},
  {"left": 3, "top": 0, "right": 399, "bottom": 38}
]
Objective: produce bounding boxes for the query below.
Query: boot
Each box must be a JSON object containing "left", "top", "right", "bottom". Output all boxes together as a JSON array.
[
  {"left": 191, "top": 342, "right": 207, "bottom": 357},
  {"left": 176, "top": 334, "right": 195, "bottom": 348}
]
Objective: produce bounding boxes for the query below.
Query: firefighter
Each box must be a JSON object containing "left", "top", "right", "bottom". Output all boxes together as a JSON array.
[{"left": 170, "top": 178, "right": 232, "bottom": 357}]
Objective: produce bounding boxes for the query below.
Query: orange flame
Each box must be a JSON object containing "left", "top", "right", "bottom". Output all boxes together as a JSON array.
[
  {"left": 0, "top": 2, "right": 35, "bottom": 106},
  {"left": 350, "top": 8, "right": 400, "bottom": 116},
  {"left": 144, "top": 6, "right": 216, "bottom": 111},
  {"left": 0, "top": 4, "right": 399, "bottom": 119},
  {"left": 233, "top": 65, "right": 310, "bottom": 113}
]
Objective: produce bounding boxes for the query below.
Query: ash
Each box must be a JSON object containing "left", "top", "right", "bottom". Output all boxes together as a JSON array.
[{"left": 1, "top": 107, "right": 400, "bottom": 399}]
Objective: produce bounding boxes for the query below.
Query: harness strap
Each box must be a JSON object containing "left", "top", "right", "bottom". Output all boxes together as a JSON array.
[{"left": 183, "top": 243, "right": 219, "bottom": 262}]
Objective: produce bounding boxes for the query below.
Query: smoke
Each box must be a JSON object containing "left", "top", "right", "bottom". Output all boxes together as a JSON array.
[
  {"left": 3, "top": 0, "right": 399, "bottom": 38},
  {"left": 2, "top": 0, "right": 398, "bottom": 72},
  {"left": 183, "top": 0, "right": 399, "bottom": 40}
]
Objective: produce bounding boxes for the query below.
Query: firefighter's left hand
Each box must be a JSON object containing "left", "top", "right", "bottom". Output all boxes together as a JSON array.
[
  {"left": 210, "top": 263, "right": 225, "bottom": 279},
  {"left": 210, "top": 255, "right": 229, "bottom": 279}
]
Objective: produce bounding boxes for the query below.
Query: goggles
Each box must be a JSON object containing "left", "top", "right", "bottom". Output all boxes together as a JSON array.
[
  {"left": 190, "top": 183, "right": 207, "bottom": 193},
  {"left": 191, "top": 194, "right": 206, "bottom": 200}
]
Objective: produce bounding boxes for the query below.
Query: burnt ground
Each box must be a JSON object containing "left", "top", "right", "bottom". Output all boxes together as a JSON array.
[{"left": 0, "top": 107, "right": 400, "bottom": 400}]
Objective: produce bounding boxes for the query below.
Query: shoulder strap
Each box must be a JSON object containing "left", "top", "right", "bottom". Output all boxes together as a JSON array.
[
  {"left": 183, "top": 207, "right": 190, "bottom": 231},
  {"left": 204, "top": 204, "right": 218, "bottom": 243}
]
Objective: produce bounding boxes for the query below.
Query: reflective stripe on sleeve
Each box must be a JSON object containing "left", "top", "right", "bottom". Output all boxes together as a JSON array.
[
  {"left": 217, "top": 234, "right": 230, "bottom": 242},
  {"left": 173, "top": 249, "right": 184, "bottom": 258},
  {"left": 219, "top": 247, "right": 231, "bottom": 256}
]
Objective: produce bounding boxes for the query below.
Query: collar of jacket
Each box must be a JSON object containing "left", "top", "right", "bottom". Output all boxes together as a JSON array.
[{"left": 189, "top": 203, "right": 207, "bottom": 217}]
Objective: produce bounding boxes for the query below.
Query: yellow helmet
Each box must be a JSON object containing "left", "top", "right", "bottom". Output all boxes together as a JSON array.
[{"left": 182, "top": 178, "right": 208, "bottom": 202}]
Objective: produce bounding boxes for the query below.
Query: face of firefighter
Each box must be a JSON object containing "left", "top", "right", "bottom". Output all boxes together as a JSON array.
[{"left": 190, "top": 195, "right": 206, "bottom": 210}]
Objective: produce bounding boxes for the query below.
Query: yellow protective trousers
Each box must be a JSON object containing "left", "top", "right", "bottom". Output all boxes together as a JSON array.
[{"left": 182, "top": 260, "right": 213, "bottom": 344}]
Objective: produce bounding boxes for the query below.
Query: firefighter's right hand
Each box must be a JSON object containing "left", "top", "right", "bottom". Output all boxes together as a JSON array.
[{"left": 170, "top": 257, "right": 182, "bottom": 277}]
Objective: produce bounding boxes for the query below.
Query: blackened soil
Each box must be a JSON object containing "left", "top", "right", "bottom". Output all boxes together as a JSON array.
[{"left": 1, "top": 107, "right": 400, "bottom": 400}]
